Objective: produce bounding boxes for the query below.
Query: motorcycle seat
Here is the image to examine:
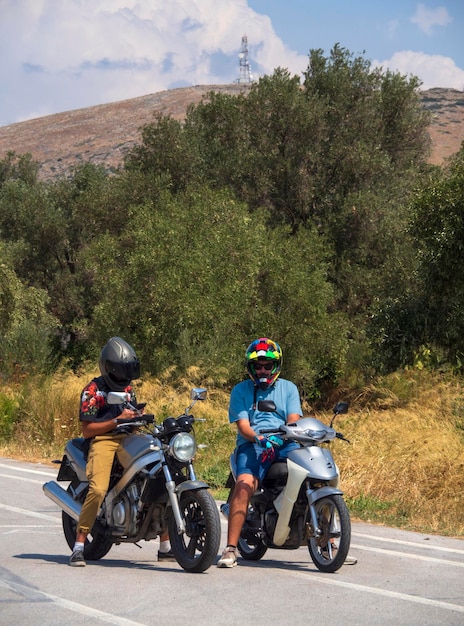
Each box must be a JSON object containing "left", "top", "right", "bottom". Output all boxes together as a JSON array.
[
  {"left": 71, "top": 437, "right": 86, "bottom": 450},
  {"left": 69, "top": 437, "right": 90, "bottom": 461}
]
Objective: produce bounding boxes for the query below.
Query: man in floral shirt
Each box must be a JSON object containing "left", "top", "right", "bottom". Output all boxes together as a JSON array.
[{"left": 69, "top": 337, "right": 172, "bottom": 566}]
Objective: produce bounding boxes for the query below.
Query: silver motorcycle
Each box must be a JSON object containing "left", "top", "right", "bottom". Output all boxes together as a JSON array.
[
  {"left": 222, "top": 401, "right": 351, "bottom": 572},
  {"left": 43, "top": 388, "right": 221, "bottom": 572}
]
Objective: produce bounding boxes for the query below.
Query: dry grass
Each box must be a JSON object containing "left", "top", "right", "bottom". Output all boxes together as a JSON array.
[
  {"left": 329, "top": 374, "right": 464, "bottom": 537},
  {"left": 0, "top": 367, "right": 236, "bottom": 472},
  {"left": 1, "top": 368, "right": 463, "bottom": 538}
]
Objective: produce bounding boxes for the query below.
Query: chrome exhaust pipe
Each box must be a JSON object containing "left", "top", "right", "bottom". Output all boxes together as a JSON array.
[{"left": 43, "top": 481, "right": 81, "bottom": 521}]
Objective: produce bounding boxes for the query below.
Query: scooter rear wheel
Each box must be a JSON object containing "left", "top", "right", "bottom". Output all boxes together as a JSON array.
[{"left": 237, "top": 505, "right": 268, "bottom": 560}]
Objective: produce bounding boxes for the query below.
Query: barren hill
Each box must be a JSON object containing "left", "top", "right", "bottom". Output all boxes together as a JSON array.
[{"left": 0, "top": 84, "right": 462, "bottom": 180}]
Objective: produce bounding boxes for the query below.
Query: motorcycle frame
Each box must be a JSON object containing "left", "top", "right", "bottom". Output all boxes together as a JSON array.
[{"left": 44, "top": 435, "right": 210, "bottom": 540}]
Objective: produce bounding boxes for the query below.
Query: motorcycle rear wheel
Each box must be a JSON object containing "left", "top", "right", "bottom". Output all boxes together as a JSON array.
[
  {"left": 168, "top": 489, "right": 221, "bottom": 573},
  {"left": 307, "top": 494, "right": 351, "bottom": 573},
  {"left": 62, "top": 485, "right": 113, "bottom": 560}
]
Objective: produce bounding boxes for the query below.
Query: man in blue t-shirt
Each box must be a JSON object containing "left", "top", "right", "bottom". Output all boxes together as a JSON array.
[{"left": 217, "top": 338, "right": 302, "bottom": 568}]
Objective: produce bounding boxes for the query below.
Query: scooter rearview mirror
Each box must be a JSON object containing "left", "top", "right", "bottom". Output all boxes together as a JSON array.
[{"left": 257, "top": 400, "right": 277, "bottom": 412}]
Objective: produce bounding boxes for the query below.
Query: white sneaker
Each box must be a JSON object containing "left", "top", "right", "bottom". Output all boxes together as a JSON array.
[
  {"left": 69, "top": 549, "right": 86, "bottom": 567},
  {"left": 344, "top": 555, "right": 358, "bottom": 565},
  {"left": 217, "top": 546, "right": 238, "bottom": 568}
]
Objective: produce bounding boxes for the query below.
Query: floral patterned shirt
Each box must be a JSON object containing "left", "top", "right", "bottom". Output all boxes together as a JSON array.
[{"left": 79, "top": 375, "right": 137, "bottom": 425}]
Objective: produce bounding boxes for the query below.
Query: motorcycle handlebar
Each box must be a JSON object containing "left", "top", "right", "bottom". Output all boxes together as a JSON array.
[{"left": 116, "top": 414, "right": 155, "bottom": 427}]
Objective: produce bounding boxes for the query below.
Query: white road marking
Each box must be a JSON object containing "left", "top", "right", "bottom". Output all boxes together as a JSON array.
[
  {"left": 0, "top": 579, "right": 144, "bottom": 625},
  {"left": 0, "top": 472, "right": 47, "bottom": 485},
  {"left": 350, "top": 542, "right": 464, "bottom": 567},
  {"left": 0, "top": 462, "right": 56, "bottom": 477},
  {"left": 311, "top": 575, "right": 464, "bottom": 615},
  {"left": 0, "top": 503, "right": 60, "bottom": 523},
  {"left": 278, "top": 555, "right": 464, "bottom": 615},
  {"left": 0, "top": 525, "right": 60, "bottom": 528},
  {"left": 353, "top": 531, "right": 464, "bottom": 555}
]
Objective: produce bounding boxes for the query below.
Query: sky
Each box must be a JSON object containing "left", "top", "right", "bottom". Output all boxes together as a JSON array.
[{"left": 1, "top": 0, "right": 463, "bottom": 127}]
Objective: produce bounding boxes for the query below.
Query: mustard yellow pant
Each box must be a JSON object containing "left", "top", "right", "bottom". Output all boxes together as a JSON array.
[{"left": 77, "top": 433, "right": 126, "bottom": 535}]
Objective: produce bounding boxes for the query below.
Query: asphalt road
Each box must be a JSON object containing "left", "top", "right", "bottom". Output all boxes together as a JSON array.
[{"left": 1, "top": 456, "right": 463, "bottom": 625}]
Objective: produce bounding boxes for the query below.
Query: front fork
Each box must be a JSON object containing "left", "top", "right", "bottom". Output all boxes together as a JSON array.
[
  {"left": 163, "top": 463, "right": 186, "bottom": 533},
  {"left": 306, "top": 485, "right": 344, "bottom": 537},
  {"left": 163, "top": 462, "right": 208, "bottom": 535}
]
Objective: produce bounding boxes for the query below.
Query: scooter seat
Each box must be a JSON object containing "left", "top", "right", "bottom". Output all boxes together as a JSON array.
[{"left": 264, "top": 460, "right": 288, "bottom": 480}]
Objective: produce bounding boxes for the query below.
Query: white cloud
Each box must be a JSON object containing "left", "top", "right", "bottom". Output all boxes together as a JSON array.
[
  {"left": 410, "top": 3, "right": 452, "bottom": 35},
  {"left": 0, "top": 0, "right": 308, "bottom": 125},
  {"left": 373, "top": 51, "right": 464, "bottom": 90}
]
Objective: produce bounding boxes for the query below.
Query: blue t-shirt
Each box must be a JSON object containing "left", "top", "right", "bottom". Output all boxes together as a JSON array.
[{"left": 229, "top": 378, "right": 302, "bottom": 447}]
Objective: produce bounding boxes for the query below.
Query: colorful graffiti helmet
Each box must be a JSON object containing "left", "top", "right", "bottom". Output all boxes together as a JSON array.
[
  {"left": 99, "top": 337, "right": 140, "bottom": 391},
  {"left": 245, "top": 337, "right": 282, "bottom": 390}
]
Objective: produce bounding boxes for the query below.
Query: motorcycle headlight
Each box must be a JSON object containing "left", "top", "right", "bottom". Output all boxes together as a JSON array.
[{"left": 169, "top": 432, "right": 196, "bottom": 462}]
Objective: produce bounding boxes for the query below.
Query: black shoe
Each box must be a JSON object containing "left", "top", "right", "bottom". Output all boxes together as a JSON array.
[
  {"left": 69, "top": 549, "right": 86, "bottom": 567},
  {"left": 158, "top": 549, "right": 176, "bottom": 562}
]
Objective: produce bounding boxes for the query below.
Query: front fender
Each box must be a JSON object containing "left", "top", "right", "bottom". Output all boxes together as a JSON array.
[
  {"left": 306, "top": 485, "right": 343, "bottom": 505},
  {"left": 176, "top": 480, "right": 210, "bottom": 495}
]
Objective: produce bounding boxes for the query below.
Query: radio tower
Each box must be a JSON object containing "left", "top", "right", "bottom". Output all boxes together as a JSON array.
[{"left": 235, "top": 34, "right": 253, "bottom": 84}]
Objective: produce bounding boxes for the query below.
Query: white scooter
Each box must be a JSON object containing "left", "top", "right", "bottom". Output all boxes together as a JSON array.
[{"left": 222, "top": 401, "right": 351, "bottom": 572}]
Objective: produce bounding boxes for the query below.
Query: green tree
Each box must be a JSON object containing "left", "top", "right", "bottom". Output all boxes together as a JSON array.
[
  {"left": 0, "top": 151, "right": 39, "bottom": 187},
  {"left": 0, "top": 246, "right": 57, "bottom": 377},
  {"left": 124, "top": 114, "right": 202, "bottom": 193},
  {"left": 80, "top": 186, "right": 346, "bottom": 396},
  {"left": 369, "top": 148, "right": 464, "bottom": 371}
]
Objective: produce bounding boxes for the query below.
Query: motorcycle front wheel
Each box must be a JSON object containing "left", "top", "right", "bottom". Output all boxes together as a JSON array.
[
  {"left": 167, "top": 489, "right": 221, "bottom": 573},
  {"left": 62, "top": 484, "right": 113, "bottom": 560},
  {"left": 307, "top": 494, "right": 351, "bottom": 573}
]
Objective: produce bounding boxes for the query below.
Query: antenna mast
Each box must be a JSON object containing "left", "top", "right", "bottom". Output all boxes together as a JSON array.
[{"left": 235, "top": 34, "right": 253, "bottom": 84}]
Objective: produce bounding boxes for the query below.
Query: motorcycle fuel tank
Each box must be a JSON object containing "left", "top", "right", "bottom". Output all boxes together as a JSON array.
[{"left": 116, "top": 433, "right": 161, "bottom": 469}]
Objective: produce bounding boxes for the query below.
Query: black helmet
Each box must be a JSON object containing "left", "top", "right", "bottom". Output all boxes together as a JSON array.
[{"left": 99, "top": 337, "right": 140, "bottom": 391}]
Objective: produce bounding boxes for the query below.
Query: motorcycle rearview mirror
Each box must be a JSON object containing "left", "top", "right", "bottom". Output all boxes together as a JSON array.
[
  {"left": 107, "top": 391, "right": 131, "bottom": 405},
  {"left": 257, "top": 400, "right": 277, "bottom": 412},
  {"left": 191, "top": 388, "right": 207, "bottom": 401},
  {"left": 185, "top": 387, "right": 208, "bottom": 414}
]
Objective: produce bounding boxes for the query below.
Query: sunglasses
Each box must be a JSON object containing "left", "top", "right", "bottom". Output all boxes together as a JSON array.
[{"left": 253, "top": 362, "right": 275, "bottom": 372}]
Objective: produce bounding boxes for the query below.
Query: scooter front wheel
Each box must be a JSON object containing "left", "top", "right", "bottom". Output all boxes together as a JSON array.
[{"left": 307, "top": 494, "right": 351, "bottom": 573}]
